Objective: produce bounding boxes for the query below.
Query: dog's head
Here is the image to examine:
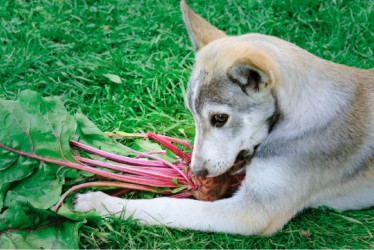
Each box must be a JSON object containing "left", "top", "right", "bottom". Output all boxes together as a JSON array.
[{"left": 181, "top": 1, "right": 280, "bottom": 177}]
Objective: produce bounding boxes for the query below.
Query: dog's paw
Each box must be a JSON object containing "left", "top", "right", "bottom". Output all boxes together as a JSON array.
[{"left": 73, "top": 191, "right": 110, "bottom": 215}]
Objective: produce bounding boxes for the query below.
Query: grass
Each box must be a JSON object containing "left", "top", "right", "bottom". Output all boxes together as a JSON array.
[
  {"left": 78, "top": 207, "right": 374, "bottom": 249},
  {"left": 1, "top": 0, "right": 373, "bottom": 248}
]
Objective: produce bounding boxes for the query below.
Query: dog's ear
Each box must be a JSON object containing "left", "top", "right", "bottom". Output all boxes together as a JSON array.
[
  {"left": 181, "top": 0, "right": 226, "bottom": 51},
  {"left": 227, "top": 58, "right": 273, "bottom": 93}
]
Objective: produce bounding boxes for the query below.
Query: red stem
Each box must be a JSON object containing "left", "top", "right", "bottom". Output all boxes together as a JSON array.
[
  {"left": 75, "top": 156, "right": 186, "bottom": 182},
  {"left": 116, "top": 141, "right": 194, "bottom": 188},
  {"left": 70, "top": 140, "right": 165, "bottom": 167},
  {"left": 0, "top": 143, "right": 178, "bottom": 188},
  {"left": 146, "top": 132, "right": 192, "bottom": 163},
  {"left": 156, "top": 135, "right": 193, "bottom": 150},
  {"left": 53, "top": 181, "right": 169, "bottom": 212}
]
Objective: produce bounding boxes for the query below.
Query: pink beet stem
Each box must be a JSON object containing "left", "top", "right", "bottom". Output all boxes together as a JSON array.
[
  {"left": 70, "top": 140, "right": 165, "bottom": 167},
  {"left": 75, "top": 156, "right": 186, "bottom": 182},
  {"left": 0, "top": 143, "right": 179, "bottom": 188},
  {"left": 155, "top": 135, "right": 193, "bottom": 150},
  {"left": 104, "top": 132, "right": 193, "bottom": 185},
  {"left": 72, "top": 139, "right": 193, "bottom": 187},
  {"left": 115, "top": 141, "right": 194, "bottom": 188},
  {"left": 53, "top": 181, "right": 168, "bottom": 212},
  {"left": 146, "top": 132, "right": 192, "bottom": 163},
  {"left": 128, "top": 166, "right": 183, "bottom": 175}
]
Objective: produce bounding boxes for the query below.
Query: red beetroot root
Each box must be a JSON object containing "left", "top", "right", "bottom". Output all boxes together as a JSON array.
[
  {"left": 189, "top": 158, "right": 248, "bottom": 201},
  {"left": 190, "top": 172, "right": 245, "bottom": 201}
]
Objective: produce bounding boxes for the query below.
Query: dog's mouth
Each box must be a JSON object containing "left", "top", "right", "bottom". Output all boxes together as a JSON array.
[
  {"left": 190, "top": 149, "right": 252, "bottom": 202},
  {"left": 228, "top": 149, "right": 253, "bottom": 175},
  {"left": 190, "top": 148, "right": 255, "bottom": 202}
]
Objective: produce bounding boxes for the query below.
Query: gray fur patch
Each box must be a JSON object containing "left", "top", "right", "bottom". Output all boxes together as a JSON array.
[
  {"left": 193, "top": 74, "right": 256, "bottom": 114},
  {"left": 227, "top": 64, "right": 263, "bottom": 93},
  {"left": 254, "top": 87, "right": 372, "bottom": 179}
]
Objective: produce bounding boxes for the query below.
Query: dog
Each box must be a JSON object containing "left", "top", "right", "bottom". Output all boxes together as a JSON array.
[{"left": 74, "top": 0, "right": 374, "bottom": 235}]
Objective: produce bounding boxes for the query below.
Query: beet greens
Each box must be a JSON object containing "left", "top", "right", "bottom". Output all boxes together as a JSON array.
[{"left": 0, "top": 90, "right": 194, "bottom": 248}]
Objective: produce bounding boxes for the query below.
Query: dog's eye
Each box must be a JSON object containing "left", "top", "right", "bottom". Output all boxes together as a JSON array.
[{"left": 211, "top": 114, "right": 229, "bottom": 127}]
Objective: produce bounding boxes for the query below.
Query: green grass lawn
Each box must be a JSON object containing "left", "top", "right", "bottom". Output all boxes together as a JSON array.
[{"left": 1, "top": 0, "right": 374, "bottom": 248}]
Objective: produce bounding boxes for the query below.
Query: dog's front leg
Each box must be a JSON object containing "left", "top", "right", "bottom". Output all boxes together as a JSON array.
[
  {"left": 74, "top": 180, "right": 296, "bottom": 236},
  {"left": 74, "top": 190, "right": 269, "bottom": 235}
]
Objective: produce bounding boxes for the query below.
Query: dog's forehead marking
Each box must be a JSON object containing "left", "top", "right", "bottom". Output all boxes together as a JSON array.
[
  {"left": 188, "top": 74, "right": 226, "bottom": 115},
  {"left": 195, "top": 76, "right": 232, "bottom": 113},
  {"left": 187, "top": 70, "right": 208, "bottom": 114},
  {"left": 187, "top": 70, "right": 255, "bottom": 117}
]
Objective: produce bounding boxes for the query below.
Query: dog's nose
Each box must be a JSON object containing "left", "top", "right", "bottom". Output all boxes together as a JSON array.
[{"left": 191, "top": 168, "right": 208, "bottom": 177}]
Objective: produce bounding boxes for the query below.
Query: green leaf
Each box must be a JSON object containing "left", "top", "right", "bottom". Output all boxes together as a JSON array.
[
  {"left": 0, "top": 190, "right": 89, "bottom": 249},
  {"left": 0, "top": 90, "right": 95, "bottom": 248},
  {"left": 103, "top": 73, "right": 122, "bottom": 84},
  {"left": 1, "top": 90, "right": 76, "bottom": 160},
  {"left": 134, "top": 139, "right": 176, "bottom": 162},
  {"left": 56, "top": 204, "right": 101, "bottom": 225},
  {"left": 134, "top": 139, "right": 163, "bottom": 152},
  {"left": 0, "top": 157, "right": 39, "bottom": 184},
  {"left": 0, "top": 202, "right": 62, "bottom": 232},
  {"left": 0, "top": 220, "right": 83, "bottom": 249},
  {"left": 29, "top": 220, "right": 83, "bottom": 249},
  {"left": 0, "top": 232, "right": 33, "bottom": 249},
  {"left": 0, "top": 90, "right": 77, "bottom": 211},
  {"left": 4, "top": 162, "right": 64, "bottom": 209},
  {"left": 0, "top": 90, "right": 77, "bottom": 163},
  {"left": 0, "top": 148, "right": 18, "bottom": 170},
  {"left": 172, "top": 177, "right": 179, "bottom": 186},
  {"left": 0, "top": 183, "right": 9, "bottom": 209},
  {"left": 171, "top": 185, "right": 188, "bottom": 194},
  {"left": 75, "top": 111, "right": 132, "bottom": 157},
  {"left": 155, "top": 187, "right": 172, "bottom": 193}
]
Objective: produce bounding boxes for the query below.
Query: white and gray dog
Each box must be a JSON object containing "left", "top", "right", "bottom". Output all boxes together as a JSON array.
[{"left": 75, "top": 0, "right": 374, "bottom": 235}]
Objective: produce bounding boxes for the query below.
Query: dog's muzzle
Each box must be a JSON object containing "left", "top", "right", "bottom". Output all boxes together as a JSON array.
[{"left": 191, "top": 148, "right": 255, "bottom": 177}]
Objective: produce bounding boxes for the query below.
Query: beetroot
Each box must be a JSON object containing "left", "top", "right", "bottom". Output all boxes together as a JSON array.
[
  {"left": 190, "top": 158, "right": 246, "bottom": 201},
  {"left": 191, "top": 172, "right": 245, "bottom": 201}
]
